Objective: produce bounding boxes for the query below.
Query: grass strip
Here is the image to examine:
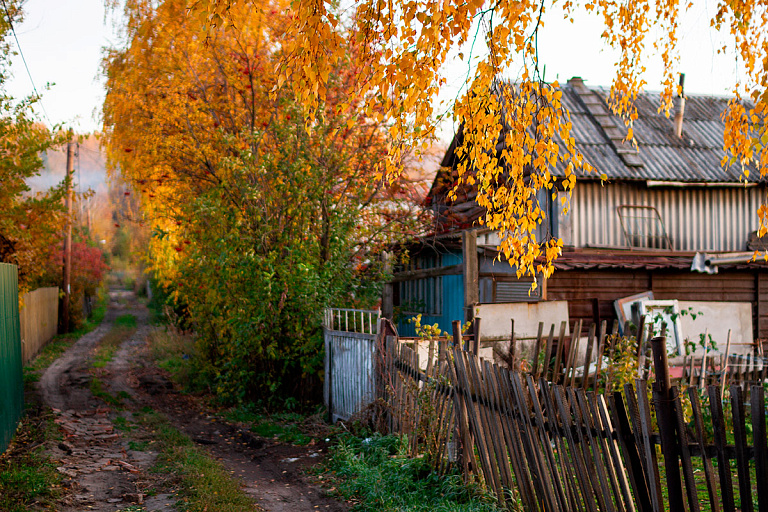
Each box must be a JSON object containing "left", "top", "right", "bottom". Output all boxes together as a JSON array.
[
  {"left": 223, "top": 406, "right": 322, "bottom": 446},
  {"left": 92, "top": 314, "right": 137, "bottom": 369},
  {"left": 324, "top": 434, "right": 506, "bottom": 512},
  {"left": 135, "top": 409, "right": 259, "bottom": 512}
]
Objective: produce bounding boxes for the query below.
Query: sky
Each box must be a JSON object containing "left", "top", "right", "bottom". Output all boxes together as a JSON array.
[
  {"left": 4, "top": 0, "right": 117, "bottom": 134},
  {"left": 3, "top": 0, "right": 743, "bottom": 140}
]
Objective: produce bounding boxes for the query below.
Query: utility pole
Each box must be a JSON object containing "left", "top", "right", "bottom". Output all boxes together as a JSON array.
[{"left": 61, "top": 141, "right": 74, "bottom": 333}]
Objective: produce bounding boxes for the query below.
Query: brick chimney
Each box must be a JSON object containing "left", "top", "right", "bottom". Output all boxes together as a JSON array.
[
  {"left": 673, "top": 73, "right": 686, "bottom": 138},
  {"left": 567, "top": 76, "right": 585, "bottom": 89}
]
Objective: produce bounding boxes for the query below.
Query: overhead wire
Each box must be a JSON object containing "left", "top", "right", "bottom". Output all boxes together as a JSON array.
[{"left": 0, "top": 0, "right": 52, "bottom": 125}]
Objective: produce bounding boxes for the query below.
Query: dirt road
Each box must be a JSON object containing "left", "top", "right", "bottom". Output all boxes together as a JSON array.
[{"left": 39, "top": 289, "right": 345, "bottom": 512}]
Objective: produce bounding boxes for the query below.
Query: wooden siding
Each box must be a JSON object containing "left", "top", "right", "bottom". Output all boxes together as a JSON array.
[{"left": 548, "top": 268, "right": 768, "bottom": 338}]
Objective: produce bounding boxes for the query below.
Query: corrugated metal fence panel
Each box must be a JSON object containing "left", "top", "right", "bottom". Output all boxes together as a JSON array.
[
  {"left": 0, "top": 263, "right": 23, "bottom": 455},
  {"left": 324, "top": 329, "right": 376, "bottom": 422},
  {"left": 569, "top": 181, "right": 765, "bottom": 251}
]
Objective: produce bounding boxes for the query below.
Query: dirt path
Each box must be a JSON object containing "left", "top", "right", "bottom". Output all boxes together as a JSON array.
[
  {"left": 39, "top": 290, "right": 158, "bottom": 510},
  {"left": 39, "top": 289, "right": 346, "bottom": 512}
]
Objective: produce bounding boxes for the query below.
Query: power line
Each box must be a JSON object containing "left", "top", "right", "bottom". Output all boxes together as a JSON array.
[{"left": 0, "top": 0, "right": 52, "bottom": 125}]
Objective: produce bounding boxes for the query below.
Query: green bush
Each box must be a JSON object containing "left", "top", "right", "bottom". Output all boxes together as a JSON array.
[{"left": 326, "top": 434, "right": 503, "bottom": 512}]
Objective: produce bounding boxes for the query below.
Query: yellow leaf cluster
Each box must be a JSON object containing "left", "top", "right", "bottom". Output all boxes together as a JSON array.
[{"left": 185, "top": 0, "right": 768, "bottom": 279}]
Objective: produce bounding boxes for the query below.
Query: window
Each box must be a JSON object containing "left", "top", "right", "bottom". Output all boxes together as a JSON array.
[{"left": 616, "top": 205, "right": 672, "bottom": 249}]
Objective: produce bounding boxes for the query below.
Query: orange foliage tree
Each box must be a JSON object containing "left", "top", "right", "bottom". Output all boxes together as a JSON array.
[
  {"left": 192, "top": 0, "right": 768, "bottom": 284},
  {"left": 103, "top": 0, "right": 427, "bottom": 402}
]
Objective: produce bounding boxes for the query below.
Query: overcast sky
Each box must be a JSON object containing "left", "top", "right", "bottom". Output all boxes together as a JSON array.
[{"left": 3, "top": 0, "right": 741, "bottom": 140}]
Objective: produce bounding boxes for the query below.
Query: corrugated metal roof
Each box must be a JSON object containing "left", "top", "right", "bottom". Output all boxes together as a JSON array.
[
  {"left": 434, "top": 79, "right": 755, "bottom": 190},
  {"left": 555, "top": 83, "right": 750, "bottom": 183}
]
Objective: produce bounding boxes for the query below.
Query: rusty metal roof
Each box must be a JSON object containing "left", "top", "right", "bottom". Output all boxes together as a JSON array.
[{"left": 550, "top": 249, "right": 767, "bottom": 271}]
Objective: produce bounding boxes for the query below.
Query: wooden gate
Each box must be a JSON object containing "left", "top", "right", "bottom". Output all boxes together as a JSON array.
[{"left": 323, "top": 308, "right": 380, "bottom": 422}]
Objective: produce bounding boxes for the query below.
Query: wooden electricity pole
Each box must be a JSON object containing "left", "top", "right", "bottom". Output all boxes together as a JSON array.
[{"left": 61, "top": 141, "right": 74, "bottom": 333}]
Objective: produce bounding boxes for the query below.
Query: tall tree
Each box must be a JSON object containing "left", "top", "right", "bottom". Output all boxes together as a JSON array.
[
  {"left": 0, "top": 2, "right": 64, "bottom": 292},
  {"left": 103, "top": 0, "right": 427, "bottom": 402}
]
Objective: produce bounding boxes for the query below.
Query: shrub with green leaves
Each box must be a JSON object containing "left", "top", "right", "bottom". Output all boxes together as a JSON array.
[{"left": 326, "top": 434, "right": 504, "bottom": 512}]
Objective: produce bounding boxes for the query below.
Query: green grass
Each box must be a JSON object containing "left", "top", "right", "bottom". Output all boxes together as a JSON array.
[
  {"left": 113, "top": 416, "right": 134, "bottom": 432},
  {"left": 128, "top": 440, "right": 149, "bottom": 451},
  {"left": 114, "top": 313, "right": 138, "bottom": 328},
  {"left": 223, "top": 406, "right": 316, "bottom": 446},
  {"left": 90, "top": 377, "right": 124, "bottom": 407},
  {"left": 324, "top": 434, "right": 505, "bottom": 512},
  {"left": 133, "top": 409, "right": 257, "bottom": 512},
  {"left": 92, "top": 314, "right": 137, "bottom": 369},
  {"left": 147, "top": 326, "right": 196, "bottom": 384},
  {"left": 0, "top": 403, "right": 63, "bottom": 511}
]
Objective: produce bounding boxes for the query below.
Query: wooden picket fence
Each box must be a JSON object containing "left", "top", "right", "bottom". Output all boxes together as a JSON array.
[
  {"left": 20, "top": 286, "right": 59, "bottom": 363},
  {"left": 378, "top": 323, "right": 768, "bottom": 512}
]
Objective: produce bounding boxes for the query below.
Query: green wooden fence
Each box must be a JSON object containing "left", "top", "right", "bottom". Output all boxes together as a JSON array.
[{"left": 0, "top": 263, "right": 23, "bottom": 454}]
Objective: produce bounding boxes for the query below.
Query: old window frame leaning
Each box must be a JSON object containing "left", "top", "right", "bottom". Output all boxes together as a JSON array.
[{"left": 616, "top": 205, "right": 673, "bottom": 250}]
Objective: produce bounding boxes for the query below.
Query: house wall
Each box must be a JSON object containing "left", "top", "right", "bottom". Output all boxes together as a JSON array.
[
  {"left": 395, "top": 251, "right": 464, "bottom": 337},
  {"left": 547, "top": 267, "right": 768, "bottom": 340},
  {"left": 563, "top": 181, "right": 765, "bottom": 252}
]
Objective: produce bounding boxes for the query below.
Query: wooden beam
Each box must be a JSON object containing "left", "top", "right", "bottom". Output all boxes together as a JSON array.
[
  {"left": 752, "top": 270, "right": 768, "bottom": 339},
  {"left": 381, "top": 251, "right": 394, "bottom": 319},
  {"left": 390, "top": 264, "right": 462, "bottom": 283},
  {"left": 463, "top": 230, "right": 479, "bottom": 322}
]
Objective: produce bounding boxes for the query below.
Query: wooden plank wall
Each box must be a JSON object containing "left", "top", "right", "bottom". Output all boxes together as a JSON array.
[
  {"left": 19, "top": 287, "right": 59, "bottom": 364},
  {"left": 548, "top": 269, "right": 767, "bottom": 338}
]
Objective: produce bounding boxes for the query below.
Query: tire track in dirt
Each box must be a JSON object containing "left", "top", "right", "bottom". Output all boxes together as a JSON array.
[
  {"left": 141, "top": 390, "right": 348, "bottom": 512},
  {"left": 39, "top": 289, "right": 167, "bottom": 511},
  {"left": 116, "top": 326, "right": 349, "bottom": 511}
]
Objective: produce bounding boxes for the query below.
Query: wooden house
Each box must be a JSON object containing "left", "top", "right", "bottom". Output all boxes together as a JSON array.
[{"left": 388, "top": 77, "right": 768, "bottom": 344}]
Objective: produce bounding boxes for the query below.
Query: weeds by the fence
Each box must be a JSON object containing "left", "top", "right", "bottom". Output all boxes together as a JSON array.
[
  {"left": 0, "top": 404, "right": 62, "bottom": 512},
  {"left": 325, "top": 433, "right": 505, "bottom": 512}
]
